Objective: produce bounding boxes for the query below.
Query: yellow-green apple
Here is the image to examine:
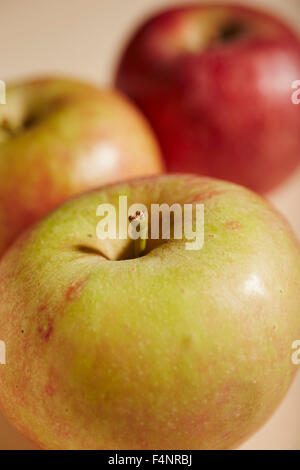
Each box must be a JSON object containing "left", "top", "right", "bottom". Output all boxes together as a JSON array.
[
  {"left": 0, "top": 77, "right": 163, "bottom": 257},
  {"left": 0, "top": 174, "right": 299, "bottom": 449},
  {"left": 115, "top": 4, "right": 300, "bottom": 193}
]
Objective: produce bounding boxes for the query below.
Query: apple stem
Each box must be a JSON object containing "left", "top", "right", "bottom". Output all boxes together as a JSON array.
[{"left": 128, "top": 210, "right": 148, "bottom": 258}]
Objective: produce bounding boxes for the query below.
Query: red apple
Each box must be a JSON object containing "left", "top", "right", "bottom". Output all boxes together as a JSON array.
[
  {"left": 0, "top": 77, "right": 163, "bottom": 257},
  {"left": 115, "top": 4, "right": 300, "bottom": 193}
]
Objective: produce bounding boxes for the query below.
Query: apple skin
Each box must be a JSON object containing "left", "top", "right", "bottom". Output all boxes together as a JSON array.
[
  {"left": 0, "top": 174, "right": 299, "bottom": 450},
  {"left": 0, "top": 77, "right": 163, "bottom": 256},
  {"left": 115, "top": 4, "right": 300, "bottom": 194}
]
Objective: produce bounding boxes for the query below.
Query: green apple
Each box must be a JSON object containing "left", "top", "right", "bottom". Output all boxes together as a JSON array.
[
  {"left": 0, "top": 77, "right": 163, "bottom": 257},
  {"left": 0, "top": 174, "right": 299, "bottom": 450}
]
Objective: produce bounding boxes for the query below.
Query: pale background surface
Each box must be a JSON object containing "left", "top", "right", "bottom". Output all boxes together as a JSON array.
[{"left": 0, "top": 0, "right": 300, "bottom": 450}]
